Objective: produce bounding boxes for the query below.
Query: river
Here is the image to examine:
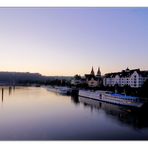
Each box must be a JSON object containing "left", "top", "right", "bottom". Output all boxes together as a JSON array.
[{"left": 0, "top": 86, "right": 147, "bottom": 140}]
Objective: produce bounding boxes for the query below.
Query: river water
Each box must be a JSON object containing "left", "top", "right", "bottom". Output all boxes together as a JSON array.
[{"left": 0, "top": 86, "right": 148, "bottom": 140}]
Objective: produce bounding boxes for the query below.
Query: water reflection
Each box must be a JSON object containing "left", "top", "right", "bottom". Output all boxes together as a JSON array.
[
  {"left": 79, "top": 96, "right": 148, "bottom": 129},
  {"left": 0, "top": 87, "right": 14, "bottom": 104},
  {"left": 1, "top": 88, "right": 4, "bottom": 103},
  {"left": 9, "top": 87, "right": 12, "bottom": 95},
  {"left": 0, "top": 87, "right": 148, "bottom": 140},
  {"left": 71, "top": 95, "right": 79, "bottom": 105}
]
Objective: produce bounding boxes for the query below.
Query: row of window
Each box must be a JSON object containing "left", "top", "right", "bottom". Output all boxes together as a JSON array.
[
  {"left": 107, "top": 84, "right": 140, "bottom": 87},
  {"left": 106, "top": 79, "right": 145, "bottom": 83}
]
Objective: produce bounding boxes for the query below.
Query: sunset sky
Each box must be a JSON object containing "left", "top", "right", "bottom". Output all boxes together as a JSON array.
[{"left": 0, "top": 8, "right": 148, "bottom": 76}]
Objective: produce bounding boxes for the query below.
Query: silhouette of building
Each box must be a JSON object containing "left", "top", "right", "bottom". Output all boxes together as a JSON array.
[
  {"left": 71, "top": 67, "right": 102, "bottom": 87},
  {"left": 90, "top": 67, "right": 95, "bottom": 75},
  {"left": 71, "top": 75, "right": 85, "bottom": 86},
  {"left": 85, "top": 76, "right": 98, "bottom": 87},
  {"left": 96, "top": 67, "right": 101, "bottom": 77},
  {"left": 85, "top": 66, "right": 102, "bottom": 87}
]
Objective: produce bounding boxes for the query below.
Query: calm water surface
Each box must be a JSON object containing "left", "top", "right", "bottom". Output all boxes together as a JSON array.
[{"left": 0, "top": 86, "right": 148, "bottom": 140}]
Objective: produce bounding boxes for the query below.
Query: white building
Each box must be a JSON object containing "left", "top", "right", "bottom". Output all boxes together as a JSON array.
[{"left": 103, "top": 68, "right": 148, "bottom": 88}]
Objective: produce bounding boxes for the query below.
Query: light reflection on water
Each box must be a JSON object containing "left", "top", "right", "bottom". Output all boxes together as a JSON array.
[{"left": 0, "top": 86, "right": 148, "bottom": 140}]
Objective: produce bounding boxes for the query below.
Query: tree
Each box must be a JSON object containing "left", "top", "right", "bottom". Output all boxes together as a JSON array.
[
  {"left": 140, "top": 79, "right": 148, "bottom": 97},
  {"left": 123, "top": 85, "right": 132, "bottom": 95},
  {"left": 74, "top": 74, "right": 81, "bottom": 80}
]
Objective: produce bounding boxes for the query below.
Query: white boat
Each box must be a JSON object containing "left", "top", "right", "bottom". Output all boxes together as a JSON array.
[
  {"left": 78, "top": 90, "right": 143, "bottom": 108},
  {"left": 47, "top": 87, "right": 59, "bottom": 93},
  {"left": 58, "top": 87, "right": 72, "bottom": 94},
  {"left": 47, "top": 86, "right": 71, "bottom": 95}
]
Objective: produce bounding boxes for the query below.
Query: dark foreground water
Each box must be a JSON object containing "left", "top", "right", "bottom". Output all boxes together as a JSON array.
[{"left": 0, "top": 86, "right": 148, "bottom": 140}]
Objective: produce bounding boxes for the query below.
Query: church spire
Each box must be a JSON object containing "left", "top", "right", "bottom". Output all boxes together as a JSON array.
[
  {"left": 96, "top": 67, "right": 101, "bottom": 76},
  {"left": 90, "top": 66, "right": 95, "bottom": 75}
]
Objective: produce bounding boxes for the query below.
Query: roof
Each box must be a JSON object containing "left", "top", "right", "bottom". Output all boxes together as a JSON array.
[
  {"left": 90, "top": 67, "right": 95, "bottom": 75},
  {"left": 140, "top": 71, "right": 148, "bottom": 77},
  {"left": 85, "top": 74, "right": 98, "bottom": 81},
  {"left": 96, "top": 67, "right": 101, "bottom": 76},
  {"left": 104, "top": 69, "right": 148, "bottom": 78}
]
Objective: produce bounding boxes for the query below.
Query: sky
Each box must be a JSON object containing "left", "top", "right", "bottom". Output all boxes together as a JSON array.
[{"left": 0, "top": 8, "right": 148, "bottom": 76}]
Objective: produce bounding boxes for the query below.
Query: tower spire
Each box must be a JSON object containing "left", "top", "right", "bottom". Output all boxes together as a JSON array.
[
  {"left": 97, "top": 67, "right": 101, "bottom": 76},
  {"left": 90, "top": 66, "right": 95, "bottom": 75}
]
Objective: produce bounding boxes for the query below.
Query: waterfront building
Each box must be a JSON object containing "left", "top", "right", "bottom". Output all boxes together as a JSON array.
[
  {"left": 103, "top": 68, "right": 148, "bottom": 88},
  {"left": 85, "top": 67, "right": 102, "bottom": 87},
  {"left": 71, "top": 75, "right": 85, "bottom": 86},
  {"left": 71, "top": 67, "right": 102, "bottom": 87}
]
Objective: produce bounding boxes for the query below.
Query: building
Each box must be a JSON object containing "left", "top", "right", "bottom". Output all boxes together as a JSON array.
[
  {"left": 85, "top": 67, "right": 102, "bottom": 87},
  {"left": 71, "top": 67, "right": 102, "bottom": 87},
  {"left": 103, "top": 68, "right": 148, "bottom": 88},
  {"left": 71, "top": 75, "right": 85, "bottom": 86}
]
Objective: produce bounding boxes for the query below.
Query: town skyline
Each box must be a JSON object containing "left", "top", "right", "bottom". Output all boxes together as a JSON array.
[
  {"left": 0, "top": 8, "right": 148, "bottom": 76},
  {"left": 0, "top": 66, "right": 146, "bottom": 77}
]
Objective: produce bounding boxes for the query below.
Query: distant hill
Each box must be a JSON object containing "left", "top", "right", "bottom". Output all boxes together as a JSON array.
[
  {"left": 0, "top": 72, "right": 44, "bottom": 84},
  {"left": 0, "top": 71, "right": 72, "bottom": 85}
]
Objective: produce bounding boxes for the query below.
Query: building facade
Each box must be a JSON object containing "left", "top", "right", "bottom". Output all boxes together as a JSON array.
[
  {"left": 85, "top": 67, "right": 102, "bottom": 87},
  {"left": 71, "top": 75, "right": 85, "bottom": 86},
  {"left": 103, "top": 68, "right": 148, "bottom": 88},
  {"left": 71, "top": 67, "right": 102, "bottom": 87}
]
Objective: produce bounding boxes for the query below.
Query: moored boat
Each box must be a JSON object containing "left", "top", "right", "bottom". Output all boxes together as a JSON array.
[
  {"left": 47, "top": 86, "right": 72, "bottom": 95},
  {"left": 78, "top": 90, "right": 143, "bottom": 108},
  {"left": 58, "top": 87, "right": 72, "bottom": 94}
]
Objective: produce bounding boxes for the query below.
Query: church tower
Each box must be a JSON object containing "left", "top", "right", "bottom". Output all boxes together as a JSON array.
[
  {"left": 90, "top": 66, "right": 95, "bottom": 75},
  {"left": 96, "top": 67, "right": 101, "bottom": 77}
]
